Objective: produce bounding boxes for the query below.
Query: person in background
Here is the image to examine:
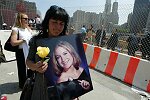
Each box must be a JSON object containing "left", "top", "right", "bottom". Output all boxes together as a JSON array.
[
  {"left": 35, "top": 15, "right": 41, "bottom": 30},
  {"left": 85, "top": 24, "right": 95, "bottom": 45},
  {"left": 67, "top": 25, "right": 75, "bottom": 35},
  {"left": 141, "top": 32, "right": 150, "bottom": 60},
  {"left": 80, "top": 25, "right": 87, "bottom": 42},
  {"left": 107, "top": 29, "right": 118, "bottom": 51},
  {"left": 126, "top": 33, "right": 139, "bottom": 56},
  {"left": 28, "top": 19, "right": 34, "bottom": 29},
  {"left": 95, "top": 28, "right": 106, "bottom": 47},
  {"left": 2, "top": 22, "right": 7, "bottom": 30},
  {"left": 10, "top": 12, "right": 33, "bottom": 89},
  {"left": 52, "top": 41, "right": 92, "bottom": 100},
  {"left": 26, "top": 5, "right": 70, "bottom": 100}
]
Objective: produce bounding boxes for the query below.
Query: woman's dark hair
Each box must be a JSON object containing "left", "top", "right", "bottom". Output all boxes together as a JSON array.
[{"left": 37, "top": 5, "right": 69, "bottom": 38}]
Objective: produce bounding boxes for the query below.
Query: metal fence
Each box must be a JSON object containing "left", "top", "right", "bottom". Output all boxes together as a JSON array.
[
  {"left": 1, "top": 2, "right": 150, "bottom": 61},
  {"left": 66, "top": 3, "right": 150, "bottom": 61},
  {"left": 80, "top": 32, "right": 150, "bottom": 61}
]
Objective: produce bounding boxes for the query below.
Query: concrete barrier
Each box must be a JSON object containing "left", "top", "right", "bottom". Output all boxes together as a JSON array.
[{"left": 83, "top": 43, "right": 150, "bottom": 93}]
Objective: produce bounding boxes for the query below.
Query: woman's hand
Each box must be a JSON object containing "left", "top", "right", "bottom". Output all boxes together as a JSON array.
[
  {"left": 78, "top": 80, "right": 90, "bottom": 90},
  {"left": 35, "top": 61, "right": 48, "bottom": 73}
]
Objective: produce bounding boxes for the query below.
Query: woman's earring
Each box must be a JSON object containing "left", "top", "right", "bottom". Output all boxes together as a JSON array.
[{"left": 47, "top": 29, "right": 48, "bottom": 32}]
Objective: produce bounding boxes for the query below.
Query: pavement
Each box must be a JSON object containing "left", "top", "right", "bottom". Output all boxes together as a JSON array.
[
  {"left": 0, "top": 61, "right": 21, "bottom": 100},
  {"left": 0, "top": 61, "right": 141, "bottom": 100},
  {"left": 1, "top": 61, "right": 150, "bottom": 100}
]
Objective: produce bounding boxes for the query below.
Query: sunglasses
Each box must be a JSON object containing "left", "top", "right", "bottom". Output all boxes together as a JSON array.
[{"left": 21, "top": 18, "right": 28, "bottom": 20}]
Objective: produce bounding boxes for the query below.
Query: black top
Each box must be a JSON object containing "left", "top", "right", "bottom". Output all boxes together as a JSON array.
[{"left": 54, "top": 69, "right": 93, "bottom": 99}]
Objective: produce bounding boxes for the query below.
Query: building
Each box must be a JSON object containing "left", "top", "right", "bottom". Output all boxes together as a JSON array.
[
  {"left": 102, "top": 0, "right": 112, "bottom": 28},
  {"left": 0, "top": 0, "right": 37, "bottom": 29},
  {"left": 70, "top": 0, "right": 119, "bottom": 33},
  {"left": 127, "top": 13, "right": 132, "bottom": 28},
  {"left": 110, "top": 1, "right": 119, "bottom": 24},
  {"left": 129, "top": 0, "right": 150, "bottom": 33},
  {"left": 104, "top": 0, "right": 111, "bottom": 15},
  {"left": 72, "top": 10, "right": 103, "bottom": 33}
]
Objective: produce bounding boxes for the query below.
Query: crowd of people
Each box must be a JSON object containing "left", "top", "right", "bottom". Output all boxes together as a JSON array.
[
  {"left": 79, "top": 25, "right": 150, "bottom": 60},
  {"left": 123, "top": 32, "right": 150, "bottom": 60},
  {"left": 80, "top": 25, "right": 118, "bottom": 50},
  {"left": 2, "top": 15, "right": 41, "bottom": 30}
]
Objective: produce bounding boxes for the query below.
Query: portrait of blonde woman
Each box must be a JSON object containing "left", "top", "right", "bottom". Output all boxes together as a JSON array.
[{"left": 52, "top": 41, "right": 93, "bottom": 99}]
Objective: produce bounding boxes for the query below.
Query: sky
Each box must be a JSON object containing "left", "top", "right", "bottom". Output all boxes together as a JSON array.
[{"left": 27, "top": 0, "right": 135, "bottom": 25}]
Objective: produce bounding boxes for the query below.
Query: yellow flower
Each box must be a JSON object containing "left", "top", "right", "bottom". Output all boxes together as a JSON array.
[{"left": 36, "top": 46, "right": 50, "bottom": 58}]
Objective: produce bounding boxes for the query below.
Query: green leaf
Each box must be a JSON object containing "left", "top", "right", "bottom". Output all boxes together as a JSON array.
[{"left": 44, "top": 58, "right": 50, "bottom": 63}]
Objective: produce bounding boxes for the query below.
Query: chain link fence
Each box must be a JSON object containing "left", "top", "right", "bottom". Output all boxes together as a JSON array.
[
  {"left": 66, "top": 3, "right": 150, "bottom": 61},
  {"left": 80, "top": 29, "right": 150, "bottom": 61}
]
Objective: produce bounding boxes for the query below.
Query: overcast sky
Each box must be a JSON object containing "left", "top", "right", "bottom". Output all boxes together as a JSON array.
[{"left": 27, "top": 0, "right": 135, "bottom": 25}]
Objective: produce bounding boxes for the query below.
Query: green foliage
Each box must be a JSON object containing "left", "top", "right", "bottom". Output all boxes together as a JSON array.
[{"left": 117, "top": 28, "right": 129, "bottom": 33}]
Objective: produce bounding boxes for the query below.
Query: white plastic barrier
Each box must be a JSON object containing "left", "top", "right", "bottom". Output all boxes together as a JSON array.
[{"left": 83, "top": 43, "right": 150, "bottom": 93}]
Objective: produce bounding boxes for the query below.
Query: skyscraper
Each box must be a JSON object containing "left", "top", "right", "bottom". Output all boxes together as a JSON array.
[
  {"left": 103, "top": 0, "right": 111, "bottom": 28},
  {"left": 104, "top": 0, "right": 111, "bottom": 15},
  {"left": 110, "top": 1, "right": 119, "bottom": 24},
  {"left": 129, "top": 0, "right": 150, "bottom": 33}
]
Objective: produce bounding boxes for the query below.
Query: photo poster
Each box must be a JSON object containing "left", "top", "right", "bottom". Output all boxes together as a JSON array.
[{"left": 36, "top": 34, "right": 93, "bottom": 99}]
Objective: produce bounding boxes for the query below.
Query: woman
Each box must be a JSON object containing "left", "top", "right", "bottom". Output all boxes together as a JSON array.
[
  {"left": 26, "top": 5, "right": 69, "bottom": 100},
  {"left": 10, "top": 13, "right": 33, "bottom": 89},
  {"left": 52, "top": 41, "right": 92, "bottom": 100}
]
